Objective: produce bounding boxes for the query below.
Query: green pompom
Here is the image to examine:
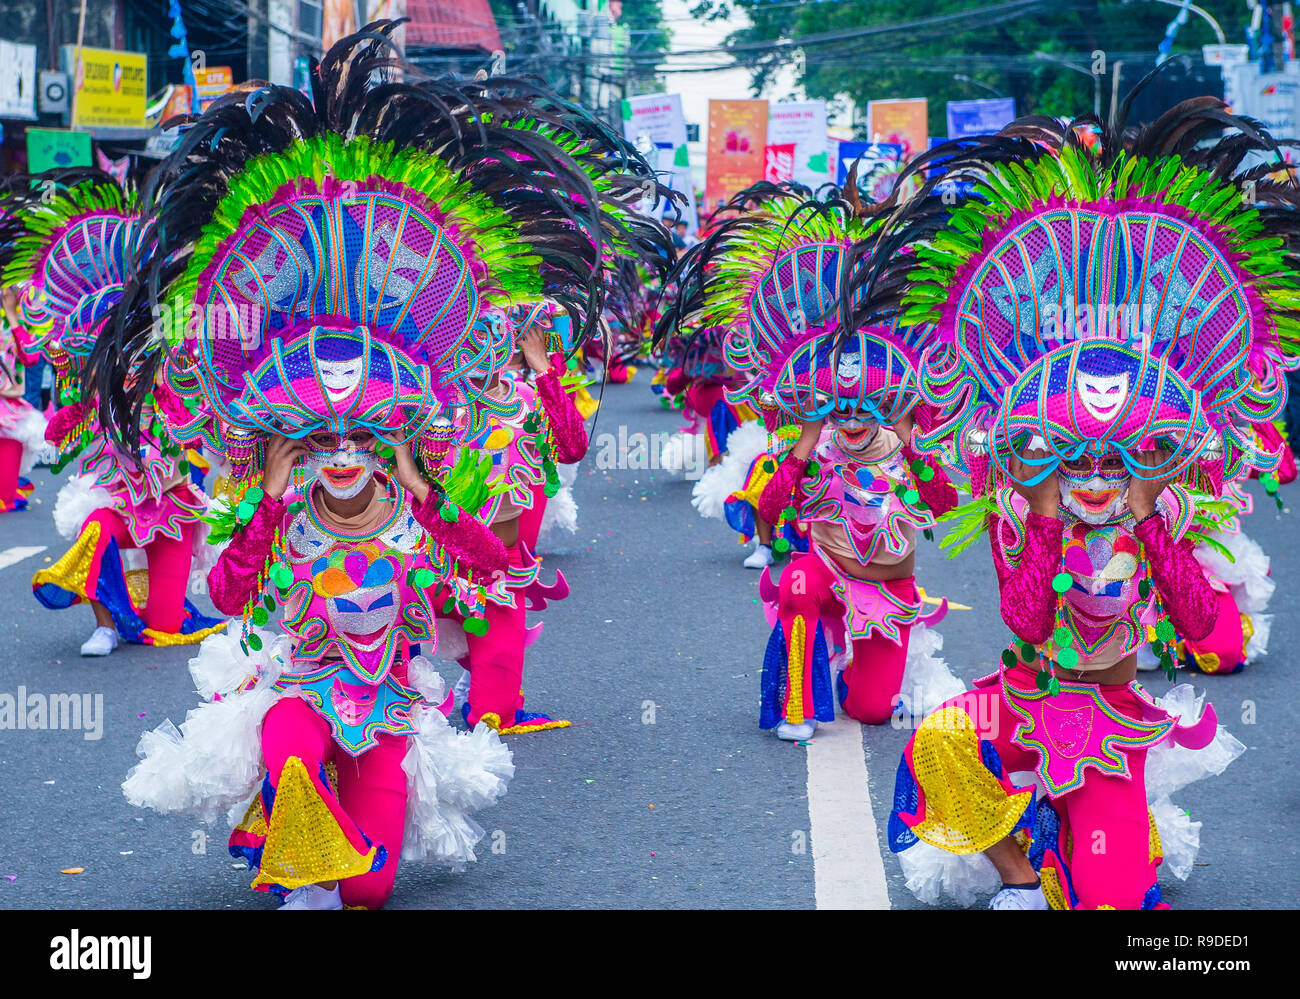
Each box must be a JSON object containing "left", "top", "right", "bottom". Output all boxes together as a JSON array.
[
  {"left": 463, "top": 616, "right": 490, "bottom": 637},
  {"left": 269, "top": 563, "right": 293, "bottom": 589},
  {"left": 902, "top": 488, "right": 920, "bottom": 505},
  {"left": 439, "top": 502, "right": 459, "bottom": 523},
  {"left": 1001, "top": 649, "right": 1017, "bottom": 669},
  {"left": 1048, "top": 676, "right": 1061, "bottom": 696},
  {"left": 235, "top": 501, "right": 255, "bottom": 522},
  {"left": 177, "top": 460, "right": 190, "bottom": 475},
  {"left": 1035, "top": 669, "right": 1052, "bottom": 691},
  {"left": 544, "top": 482, "right": 559, "bottom": 498},
  {"left": 761, "top": 459, "right": 776, "bottom": 474},
  {"left": 773, "top": 538, "right": 790, "bottom": 554},
  {"left": 413, "top": 568, "right": 436, "bottom": 589},
  {"left": 1155, "top": 620, "right": 1177, "bottom": 643},
  {"left": 288, "top": 501, "right": 306, "bottom": 515},
  {"left": 245, "top": 486, "right": 264, "bottom": 504},
  {"left": 263, "top": 594, "right": 276, "bottom": 611},
  {"left": 1138, "top": 579, "right": 1152, "bottom": 600},
  {"left": 251, "top": 607, "right": 269, "bottom": 626},
  {"left": 1052, "top": 626, "right": 1073, "bottom": 648},
  {"left": 1051, "top": 572, "right": 1073, "bottom": 594},
  {"left": 246, "top": 633, "right": 263, "bottom": 651},
  {"left": 781, "top": 505, "right": 798, "bottom": 521},
  {"left": 919, "top": 467, "right": 935, "bottom": 482},
  {"left": 1019, "top": 641, "right": 1037, "bottom": 663},
  {"left": 805, "top": 461, "right": 820, "bottom": 478},
  {"left": 1056, "top": 647, "right": 1079, "bottom": 670}
]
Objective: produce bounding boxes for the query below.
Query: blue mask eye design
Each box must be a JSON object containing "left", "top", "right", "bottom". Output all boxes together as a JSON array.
[
  {"left": 333, "top": 598, "right": 363, "bottom": 613},
  {"left": 366, "top": 592, "right": 395, "bottom": 611}
]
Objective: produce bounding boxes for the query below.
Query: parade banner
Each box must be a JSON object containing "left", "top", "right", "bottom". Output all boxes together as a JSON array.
[
  {"left": 945, "top": 97, "right": 1017, "bottom": 138},
  {"left": 64, "top": 46, "right": 147, "bottom": 128},
  {"left": 767, "top": 100, "right": 830, "bottom": 188},
  {"left": 0, "top": 40, "right": 37, "bottom": 120},
  {"left": 194, "top": 66, "right": 233, "bottom": 113},
  {"left": 705, "top": 99, "right": 768, "bottom": 216},
  {"left": 764, "top": 143, "right": 796, "bottom": 184},
  {"left": 836, "top": 140, "right": 908, "bottom": 201},
  {"left": 867, "top": 98, "right": 928, "bottom": 160},
  {"left": 26, "top": 128, "right": 92, "bottom": 173},
  {"left": 621, "top": 93, "right": 698, "bottom": 231}
]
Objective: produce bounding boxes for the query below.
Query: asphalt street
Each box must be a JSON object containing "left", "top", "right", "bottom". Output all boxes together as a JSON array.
[{"left": 0, "top": 379, "right": 1295, "bottom": 909}]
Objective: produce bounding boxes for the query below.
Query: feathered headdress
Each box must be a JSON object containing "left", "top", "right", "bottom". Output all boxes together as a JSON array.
[
  {"left": 850, "top": 97, "right": 1300, "bottom": 489},
  {"left": 662, "top": 191, "right": 926, "bottom": 423},
  {"left": 1, "top": 169, "right": 146, "bottom": 379},
  {"left": 95, "top": 21, "right": 671, "bottom": 461}
]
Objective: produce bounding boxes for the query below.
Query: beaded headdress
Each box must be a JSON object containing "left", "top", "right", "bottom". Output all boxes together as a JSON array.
[
  {"left": 853, "top": 98, "right": 1300, "bottom": 489},
  {"left": 96, "top": 22, "right": 670, "bottom": 468}
]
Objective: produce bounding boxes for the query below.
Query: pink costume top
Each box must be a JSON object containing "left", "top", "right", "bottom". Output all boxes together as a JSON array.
[
  {"left": 208, "top": 473, "right": 507, "bottom": 755},
  {"left": 757, "top": 427, "right": 958, "bottom": 644},
  {"left": 0, "top": 322, "right": 39, "bottom": 432},
  {"left": 989, "top": 488, "right": 1218, "bottom": 670},
  {"left": 759, "top": 427, "right": 958, "bottom": 564},
  {"left": 453, "top": 353, "right": 588, "bottom": 526},
  {"left": 45, "top": 384, "right": 204, "bottom": 546}
]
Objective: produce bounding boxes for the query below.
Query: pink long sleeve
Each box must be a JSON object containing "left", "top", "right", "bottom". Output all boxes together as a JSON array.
[
  {"left": 1134, "top": 515, "right": 1219, "bottom": 643},
  {"left": 45, "top": 402, "right": 89, "bottom": 445},
  {"left": 534, "top": 353, "right": 588, "bottom": 464},
  {"left": 758, "top": 452, "right": 808, "bottom": 526},
  {"left": 990, "top": 511, "right": 1064, "bottom": 645},
  {"left": 208, "top": 495, "right": 286, "bottom": 616},
  {"left": 902, "top": 443, "right": 958, "bottom": 516},
  {"left": 412, "top": 491, "right": 508, "bottom": 578},
  {"left": 11, "top": 325, "right": 40, "bottom": 367}
]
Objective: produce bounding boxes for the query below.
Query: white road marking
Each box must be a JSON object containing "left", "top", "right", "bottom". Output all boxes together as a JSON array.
[
  {"left": 806, "top": 717, "right": 892, "bottom": 909},
  {"left": 0, "top": 546, "right": 47, "bottom": 571}
]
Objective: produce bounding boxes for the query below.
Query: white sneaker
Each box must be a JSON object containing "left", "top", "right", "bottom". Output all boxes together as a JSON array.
[
  {"left": 988, "top": 884, "right": 1049, "bottom": 910},
  {"left": 279, "top": 883, "right": 343, "bottom": 910},
  {"left": 80, "top": 626, "right": 119, "bottom": 657},
  {"left": 775, "top": 719, "right": 817, "bottom": 741},
  {"left": 743, "top": 542, "right": 775, "bottom": 569}
]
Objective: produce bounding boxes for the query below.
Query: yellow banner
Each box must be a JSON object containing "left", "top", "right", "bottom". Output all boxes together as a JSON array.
[{"left": 71, "top": 47, "right": 147, "bottom": 129}]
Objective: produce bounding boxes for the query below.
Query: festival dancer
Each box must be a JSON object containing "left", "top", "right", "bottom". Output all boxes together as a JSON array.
[
  {"left": 663, "top": 195, "right": 965, "bottom": 739},
  {"left": 0, "top": 282, "right": 47, "bottom": 512},
  {"left": 2, "top": 169, "right": 223, "bottom": 654},
  {"left": 118, "top": 23, "right": 668, "bottom": 908},
  {"left": 433, "top": 307, "right": 590, "bottom": 734},
  {"left": 868, "top": 99, "right": 1282, "bottom": 909}
]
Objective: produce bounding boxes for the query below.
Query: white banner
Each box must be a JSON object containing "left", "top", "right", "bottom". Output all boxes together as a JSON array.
[
  {"left": 767, "top": 100, "right": 830, "bottom": 189},
  {"left": 621, "top": 93, "right": 699, "bottom": 232},
  {"left": 0, "top": 40, "right": 38, "bottom": 120}
]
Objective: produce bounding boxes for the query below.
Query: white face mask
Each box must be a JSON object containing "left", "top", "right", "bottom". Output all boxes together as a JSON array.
[
  {"left": 832, "top": 417, "right": 879, "bottom": 453},
  {"left": 305, "top": 447, "right": 379, "bottom": 500},
  {"left": 1058, "top": 474, "right": 1129, "bottom": 525}
]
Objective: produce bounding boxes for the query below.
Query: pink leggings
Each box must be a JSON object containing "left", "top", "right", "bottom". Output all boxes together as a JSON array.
[
  {"left": 518, "top": 483, "right": 547, "bottom": 551},
  {"left": 460, "top": 590, "right": 528, "bottom": 727},
  {"left": 0, "top": 438, "right": 22, "bottom": 506},
  {"left": 83, "top": 508, "right": 194, "bottom": 633},
  {"left": 777, "top": 552, "right": 914, "bottom": 725},
  {"left": 261, "top": 697, "right": 409, "bottom": 909},
  {"left": 943, "top": 679, "right": 1155, "bottom": 910}
]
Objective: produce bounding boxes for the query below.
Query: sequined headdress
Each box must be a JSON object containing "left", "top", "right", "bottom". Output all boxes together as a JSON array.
[
  {"left": 1, "top": 169, "right": 146, "bottom": 388},
  {"left": 853, "top": 98, "right": 1300, "bottom": 489},
  {"left": 95, "top": 21, "right": 671, "bottom": 467},
  {"left": 663, "top": 191, "right": 926, "bottom": 424}
]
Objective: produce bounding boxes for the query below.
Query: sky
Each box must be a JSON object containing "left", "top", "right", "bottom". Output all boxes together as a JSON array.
[{"left": 653, "top": 0, "right": 803, "bottom": 185}]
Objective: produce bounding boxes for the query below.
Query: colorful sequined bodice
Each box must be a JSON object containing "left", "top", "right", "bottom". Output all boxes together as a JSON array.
[
  {"left": 800, "top": 431, "right": 932, "bottom": 563},
  {"left": 452, "top": 377, "right": 545, "bottom": 518},
  {"left": 279, "top": 480, "right": 436, "bottom": 684},
  {"left": 999, "top": 488, "right": 1192, "bottom": 664}
]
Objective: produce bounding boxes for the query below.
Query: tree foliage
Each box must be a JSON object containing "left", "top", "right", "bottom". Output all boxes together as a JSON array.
[{"left": 691, "top": 0, "right": 1241, "bottom": 134}]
